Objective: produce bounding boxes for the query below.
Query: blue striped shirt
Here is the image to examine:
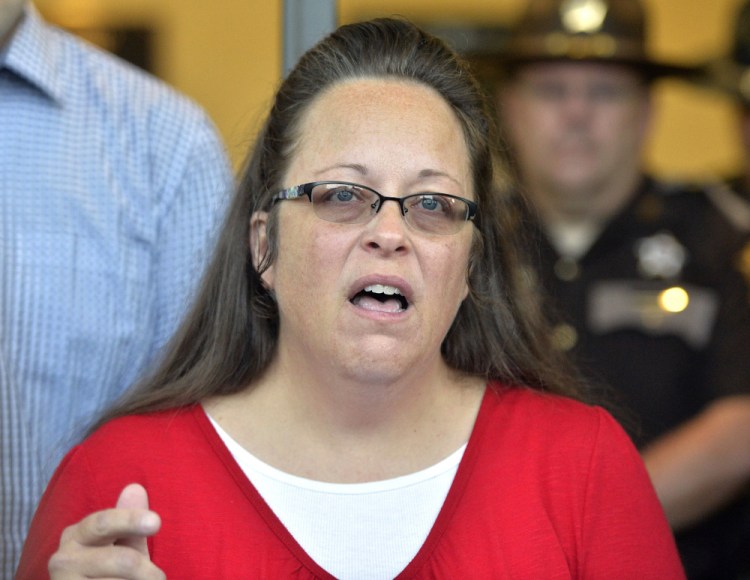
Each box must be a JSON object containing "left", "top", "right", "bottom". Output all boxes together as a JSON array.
[{"left": 0, "top": 7, "right": 232, "bottom": 575}]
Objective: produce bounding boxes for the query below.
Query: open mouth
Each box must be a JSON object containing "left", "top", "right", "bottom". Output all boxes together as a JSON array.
[{"left": 350, "top": 284, "right": 409, "bottom": 313}]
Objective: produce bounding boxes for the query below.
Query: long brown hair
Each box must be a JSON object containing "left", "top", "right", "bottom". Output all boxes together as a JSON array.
[{"left": 90, "top": 17, "right": 586, "bottom": 432}]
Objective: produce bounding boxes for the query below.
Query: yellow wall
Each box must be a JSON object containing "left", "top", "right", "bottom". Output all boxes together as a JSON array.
[
  {"left": 36, "top": 0, "right": 281, "bottom": 169},
  {"left": 35, "top": 0, "right": 749, "bottom": 179}
]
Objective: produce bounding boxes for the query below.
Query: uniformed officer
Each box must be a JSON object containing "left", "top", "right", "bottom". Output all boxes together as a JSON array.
[{"left": 490, "top": 0, "right": 750, "bottom": 577}]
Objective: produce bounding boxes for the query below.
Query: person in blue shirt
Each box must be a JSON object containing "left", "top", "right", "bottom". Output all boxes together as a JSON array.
[{"left": 0, "top": 1, "right": 232, "bottom": 576}]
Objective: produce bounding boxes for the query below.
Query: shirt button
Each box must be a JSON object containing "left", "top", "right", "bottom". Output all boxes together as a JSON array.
[
  {"left": 554, "top": 257, "right": 580, "bottom": 281},
  {"left": 552, "top": 323, "right": 578, "bottom": 351}
]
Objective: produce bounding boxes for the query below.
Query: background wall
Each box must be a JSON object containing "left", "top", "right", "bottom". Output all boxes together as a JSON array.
[
  {"left": 34, "top": 0, "right": 748, "bottom": 179},
  {"left": 36, "top": 0, "right": 281, "bottom": 168}
]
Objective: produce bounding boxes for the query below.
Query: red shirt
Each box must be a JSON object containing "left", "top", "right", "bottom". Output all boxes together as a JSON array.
[{"left": 17, "top": 384, "right": 685, "bottom": 579}]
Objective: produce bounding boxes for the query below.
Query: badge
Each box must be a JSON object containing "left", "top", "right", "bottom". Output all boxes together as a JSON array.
[
  {"left": 635, "top": 232, "right": 687, "bottom": 279},
  {"left": 560, "top": 0, "right": 608, "bottom": 33},
  {"left": 588, "top": 281, "right": 718, "bottom": 349}
]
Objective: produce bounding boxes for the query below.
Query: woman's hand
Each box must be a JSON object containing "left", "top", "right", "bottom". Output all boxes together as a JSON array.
[{"left": 48, "top": 483, "right": 165, "bottom": 579}]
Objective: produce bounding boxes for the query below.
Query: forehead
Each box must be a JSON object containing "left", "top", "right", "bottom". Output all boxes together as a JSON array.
[
  {"left": 286, "top": 77, "right": 473, "bottom": 189},
  {"left": 515, "top": 61, "right": 645, "bottom": 85},
  {"left": 296, "top": 77, "right": 461, "bottom": 139}
]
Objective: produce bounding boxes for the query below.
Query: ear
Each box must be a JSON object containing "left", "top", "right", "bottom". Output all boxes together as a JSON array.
[
  {"left": 249, "top": 211, "right": 274, "bottom": 290},
  {"left": 461, "top": 257, "right": 473, "bottom": 303}
]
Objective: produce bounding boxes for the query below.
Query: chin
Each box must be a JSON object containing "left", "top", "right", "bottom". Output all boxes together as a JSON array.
[
  {"left": 338, "top": 346, "right": 420, "bottom": 385},
  {"left": 343, "top": 368, "right": 405, "bottom": 387},
  {"left": 553, "top": 175, "right": 599, "bottom": 198}
]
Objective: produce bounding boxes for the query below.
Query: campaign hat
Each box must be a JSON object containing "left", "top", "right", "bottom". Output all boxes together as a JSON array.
[
  {"left": 500, "top": 0, "right": 695, "bottom": 78},
  {"left": 698, "top": 0, "right": 750, "bottom": 103}
]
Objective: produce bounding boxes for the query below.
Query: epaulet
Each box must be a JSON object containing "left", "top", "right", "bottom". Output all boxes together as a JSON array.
[
  {"left": 651, "top": 177, "right": 750, "bottom": 233},
  {"left": 704, "top": 181, "right": 750, "bottom": 233},
  {"left": 648, "top": 179, "right": 702, "bottom": 197}
]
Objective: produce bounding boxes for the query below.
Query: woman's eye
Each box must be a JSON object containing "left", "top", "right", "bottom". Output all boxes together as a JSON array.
[
  {"left": 421, "top": 197, "right": 439, "bottom": 211},
  {"left": 417, "top": 196, "right": 447, "bottom": 213},
  {"left": 318, "top": 186, "right": 360, "bottom": 203},
  {"left": 334, "top": 189, "right": 355, "bottom": 202}
]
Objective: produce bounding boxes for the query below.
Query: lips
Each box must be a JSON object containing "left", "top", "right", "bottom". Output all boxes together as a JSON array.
[{"left": 350, "top": 283, "right": 410, "bottom": 313}]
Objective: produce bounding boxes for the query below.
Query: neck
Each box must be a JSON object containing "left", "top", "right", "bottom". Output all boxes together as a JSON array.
[
  {"left": 263, "top": 347, "right": 460, "bottom": 432},
  {"left": 205, "top": 354, "right": 485, "bottom": 482},
  {"left": 525, "top": 169, "right": 641, "bottom": 230}
]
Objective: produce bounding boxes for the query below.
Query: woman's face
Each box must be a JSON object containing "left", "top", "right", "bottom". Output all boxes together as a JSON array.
[{"left": 253, "top": 78, "right": 476, "bottom": 384}]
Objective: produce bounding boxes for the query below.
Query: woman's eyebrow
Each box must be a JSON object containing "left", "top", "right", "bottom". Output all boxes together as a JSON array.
[
  {"left": 417, "top": 168, "right": 462, "bottom": 188},
  {"left": 313, "top": 163, "right": 368, "bottom": 178},
  {"left": 312, "top": 165, "right": 463, "bottom": 188}
]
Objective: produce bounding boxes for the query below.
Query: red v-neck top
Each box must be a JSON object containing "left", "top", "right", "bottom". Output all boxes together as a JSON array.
[{"left": 17, "top": 383, "right": 685, "bottom": 579}]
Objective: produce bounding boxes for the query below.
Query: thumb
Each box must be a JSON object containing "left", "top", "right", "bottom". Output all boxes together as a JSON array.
[
  {"left": 115, "top": 483, "right": 157, "bottom": 556},
  {"left": 116, "top": 482, "right": 150, "bottom": 511}
]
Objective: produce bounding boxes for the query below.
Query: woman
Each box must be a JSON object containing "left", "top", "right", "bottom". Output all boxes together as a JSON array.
[{"left": 17, "top": 18, "right": 684, "bottom": 579}]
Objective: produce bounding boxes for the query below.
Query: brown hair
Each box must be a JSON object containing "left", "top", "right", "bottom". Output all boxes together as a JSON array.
[{"left": 90, "top": 17, "right": 586, "bottom": 431}]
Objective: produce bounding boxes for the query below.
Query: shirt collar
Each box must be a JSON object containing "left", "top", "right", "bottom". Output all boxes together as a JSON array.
[{"left": 2, "top": 4, "right": 66, "bottom": 104}]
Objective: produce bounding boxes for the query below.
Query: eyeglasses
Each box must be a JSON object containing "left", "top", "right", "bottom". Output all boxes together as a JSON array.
[{"left": 273, "top": 181, "right": 478, "bottom": 236}]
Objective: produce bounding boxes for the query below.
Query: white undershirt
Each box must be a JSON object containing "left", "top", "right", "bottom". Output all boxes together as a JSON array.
[
  {"left": 546, "top": 221, "right": 602, "bottom": 259},
  {"left": 208, "top": 415, "right": 465, "bottom": 579}
]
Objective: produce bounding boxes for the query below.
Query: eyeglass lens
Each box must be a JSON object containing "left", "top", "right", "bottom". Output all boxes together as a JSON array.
[{"left": 309, "top": 182, "right": 471, "bottom": 235}]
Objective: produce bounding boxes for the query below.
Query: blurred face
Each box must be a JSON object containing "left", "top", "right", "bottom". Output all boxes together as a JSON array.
[
  {"left": 252, "top": 78, "right": 475, "bottom": 384},
  {"left": 0, "top": 0, "right": 24, "bottom": 47},
  {"left": 500, "top": 62, "right": 651, "bottom": 219}
]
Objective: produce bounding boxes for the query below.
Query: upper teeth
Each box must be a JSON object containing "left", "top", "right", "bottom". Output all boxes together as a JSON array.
[{"left": 365, "top": 284, "right": 402, "bottom": 296}]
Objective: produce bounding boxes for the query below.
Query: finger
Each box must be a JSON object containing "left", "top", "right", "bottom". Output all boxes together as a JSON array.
[
  {"left": 60, "top": 506, "right": 160, "bottom": 549},
  {"left": 113, "top": 484, "right": 158, "bottom": 555},
  {"left": 49, "top": 544, "right": 166, "bottom": 580},
  {"left": 116, "top": 483, "right": 150, "bottom": 510}
]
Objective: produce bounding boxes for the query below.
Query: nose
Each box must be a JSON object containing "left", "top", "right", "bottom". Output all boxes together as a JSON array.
[
  {"left": 374, "top": 196, "right": 406, "bottom": 218},
  {"left": 563, "top": 86, "right": 590, "bottom": 107},
  {"left": 362, "top": 198, "right": 408, "bottom": 253},
  {"left": 560, "top": 88, "right": 594, "bottom": 125}
]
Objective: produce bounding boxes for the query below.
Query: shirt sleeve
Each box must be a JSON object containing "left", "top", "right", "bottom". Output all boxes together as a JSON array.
[
  {"left": 706, "top": 237, "right": 750, "bottom": 399},
  {"left": 149, "top": 113, "right": 233, "bottom": 356},
  {"left": 578, "top": 408, "right": 686, "bottom": 579}
]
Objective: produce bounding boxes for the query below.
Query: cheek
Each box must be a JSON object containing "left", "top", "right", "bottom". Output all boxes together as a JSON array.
[
  {"left": 604, "top": 105, "right": 645, "bottom": 141},
  {"left": 270, "top": 236, "right": 323, "bottom": 325},
  {"left": 429, "top": 239, "right": 472, "bottom": 306},
  {"left": 274, "top": 222, "right": 347, "bottom": 293},
  {"left": 604, "top": 115, "right": 643, "bottom": 159},
  {"left": 460, "top": 270, "right": 470, "bottom": 301}
]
